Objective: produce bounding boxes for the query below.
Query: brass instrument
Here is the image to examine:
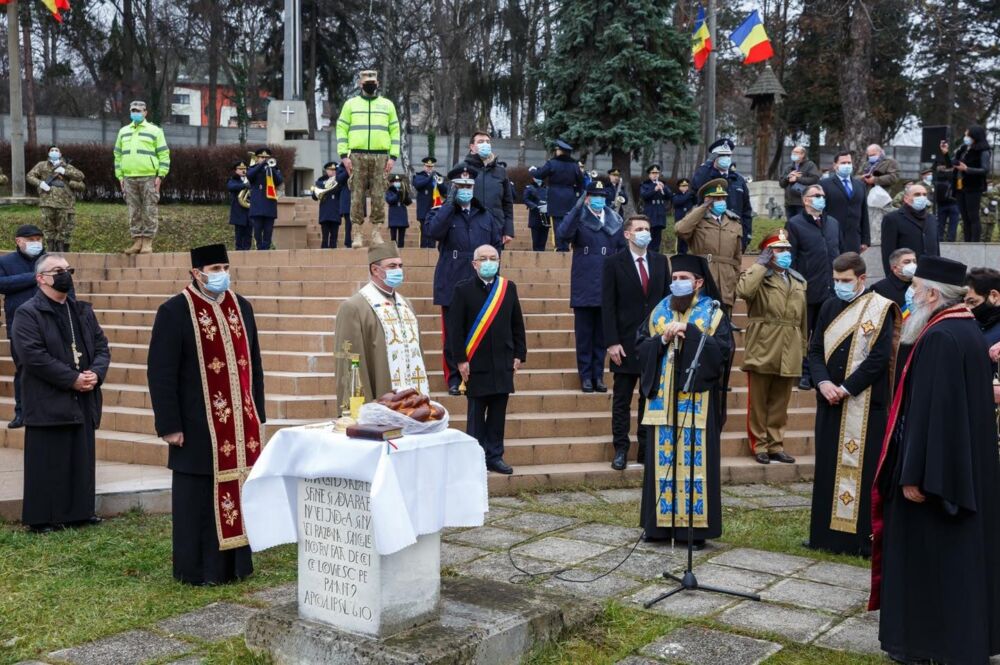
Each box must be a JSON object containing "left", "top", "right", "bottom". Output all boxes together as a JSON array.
[
  {"left": 310, "top": 175, "right": 339, "bottom": 201},
  {"left": 615, "top": 195, "right": 626, "bottom": 206},
  {"left": 589, "top": 170, "right": 598, "bottom": 179},
  {"left": 433, "top": 174, "right": 444, "bottom": 185},
  {"left": 266, "top": 158, "right": 278, "bottom": 168},
  {"left": 237, "top": 151, "right": 254, "bottom": 208}
]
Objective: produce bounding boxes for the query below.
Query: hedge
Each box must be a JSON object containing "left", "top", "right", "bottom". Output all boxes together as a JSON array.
[{"left": 0, "top": 142, "right": 296, "bottom": 204}]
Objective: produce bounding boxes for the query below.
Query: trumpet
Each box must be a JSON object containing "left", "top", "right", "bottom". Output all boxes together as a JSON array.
[
  {"left": 310, "top": 176, "right": 339, "bottom": 201},
  {"left": 433, "top": 174, "right": 444, "bottom": 185},
  {"left": 266, "top": 158, "right": 278, "bottom": 168},
  {"left": 615, "top": 195, "right": 625, "bottom": 205},
  {"left": 589, "top": 170, "right": 598, "bottom": 179}
]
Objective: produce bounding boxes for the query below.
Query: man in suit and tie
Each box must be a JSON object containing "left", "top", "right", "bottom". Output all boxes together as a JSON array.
[
  {"left": 821, "top": 150, "right": 870, "bottom": 254},
  {"left": 447, "top": 244, "right": 527, "bottom": 475},
  {"left": 602, "top": 215, "right": 670, "bottom": 470}
]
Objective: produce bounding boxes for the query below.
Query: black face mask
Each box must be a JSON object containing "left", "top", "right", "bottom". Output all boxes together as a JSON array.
[
  {"left": 362, "top": 82, "right": 378, "bottom": 95},
  {"left": 51, "top": 271, "right": 73, "bottom": 293},
  {"left": 971, "top": 300, "right": 1000, "bottom": 325}
]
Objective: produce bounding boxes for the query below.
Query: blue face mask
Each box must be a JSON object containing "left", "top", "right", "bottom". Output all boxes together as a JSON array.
[
  {"left": 384, "top": 268, "right": 404, "bottom": 288},
  {"left": 910, "top": 195, "right": 929, "bottom": 211},
  {"left": 670, "top": 279, "right": 694, "bottom": 297},
  {"left": 868, "top": 155, "right": 879, "bottom": 164},
  {"left": 455, "top": 188, "right": 473, "bottom": 204},
  {"left": 130, "top": 112, "right": 144, "bottom": 124},
  {"left": 810, "top": 196, "right": 826, "bottom": 211},
  {"left": 204, "top": 271, "right": 231, "bottom": 294},
  {"left": 963, "top": 136, "right": 973, "bottom": 146},
  {"left": 790, "top": 153, "right": 801, "bottom": 163},
  {"left": 716, "top": 156, "right": 732, "bottom": 170},
  {"left": 775, "top": 252, "right": 793, "bottom": 269},
  {"left": 834, "top": 281, "right": 858, "bottom": 302},
  {"left": 837, "top": 164, "right": 853, "bottom": 178},
  {"left": 589, "top": 197, "right": 606, "bottom": 212},
  {"left": 476, "top": 142, "right": 492, "bottom": 158},
  {"left": 24, "top": 241, "right": 43, "bottom": 258},
  {"left": 477, "top": 260, "right": 499, "bottom": 280},
  {"left": 48, "top": 151, "right": 61, "bottom": 163},
  {"left": 711, "top": 201, "right": 727, "bottom": 216},
  {"left": 632, "top": 230, "right": 652, "bottom": 248},
  {"left": 392, "top": 182, "right": 402, "bottom": 189}
]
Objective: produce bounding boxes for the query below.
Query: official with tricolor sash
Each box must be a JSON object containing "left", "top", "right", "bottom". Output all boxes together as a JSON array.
[
  {"left": 806, "top": 252, "right": 898, "bottom": 557},
  {"left": 446, "top": 244, "right": 527, "bottom": 475}
]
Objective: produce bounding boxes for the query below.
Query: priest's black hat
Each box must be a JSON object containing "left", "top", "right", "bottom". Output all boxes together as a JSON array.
[
  {"left": 190, "top": 244, "right": 229, "bottom": 268},
  {"left": 914, "top": 255, "right": 967, "bottom": 287},
  {"left": 669, "top": 253, "right": 722, "bottom": 303}
]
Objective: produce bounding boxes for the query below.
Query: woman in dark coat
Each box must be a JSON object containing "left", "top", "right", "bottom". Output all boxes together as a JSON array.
[{"left": 942, "top": 125, "right": 993, "bottom": 242}]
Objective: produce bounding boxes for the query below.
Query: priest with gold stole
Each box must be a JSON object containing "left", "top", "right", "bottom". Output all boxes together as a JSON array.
[
  {"left": 147, "top": 244, "right": 266, "bottom": 585},
  {"left": 334, "top": 244, "right": 429, "bottom": 408},
  {"left": 806, "top": 252, "right": 898, "bottom": 557},
  {"left": 636, "top": 254, "right": 731, "bottom": 547}
]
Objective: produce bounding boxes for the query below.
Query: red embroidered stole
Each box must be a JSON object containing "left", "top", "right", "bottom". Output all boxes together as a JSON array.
[
  {"left": 868, "top": 305, "right": 973, "bottom": 610},
  {"left": 183, "top": 286, "right": 262, "bottom": 550}
]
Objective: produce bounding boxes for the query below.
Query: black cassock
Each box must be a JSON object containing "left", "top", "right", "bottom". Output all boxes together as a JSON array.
[
  {"left": 147, "top": 292, "right": 266, "bottom": 585},
  {"left": 635, "top": 308, "right": 731, "bottom": 541},
  {"left": 806, "top": 295, "right": 895, "bottom": 556},
  {"left": 874, "top": 314, "right": 1000, "bottom": 664}
]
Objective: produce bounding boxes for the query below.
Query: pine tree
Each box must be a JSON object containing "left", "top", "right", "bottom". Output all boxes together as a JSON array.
[{"left": 536, "top": 0, "right": 699, "bottom": 179}]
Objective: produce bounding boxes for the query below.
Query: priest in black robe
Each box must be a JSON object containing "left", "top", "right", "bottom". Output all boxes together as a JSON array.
[
  {"left": 13, "top": 254, "right": 110, "bottom": 532},
  {"left": 871, "top": 255, "right": 1000, "bottom": 665},
  {"left": 636, "top": 254, "right": 730, "bottom": 546},
  {"left": 806, "top": 252, "right": 898, "bottom": 557},
  {"left": 147, "top": 244, "right": 266, "bottom": 585}
]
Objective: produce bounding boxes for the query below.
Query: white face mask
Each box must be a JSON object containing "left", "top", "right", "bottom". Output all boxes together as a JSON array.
[{"left": 901, "top": 262, "right": 917, "bottom": 279}]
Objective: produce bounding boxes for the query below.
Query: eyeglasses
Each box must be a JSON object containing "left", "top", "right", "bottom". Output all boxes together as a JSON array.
[{"left": 42, "top": 268, "right": 74, "bottom": 276}]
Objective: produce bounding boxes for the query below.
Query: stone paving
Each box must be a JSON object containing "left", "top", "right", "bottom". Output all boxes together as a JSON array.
[{"left": 15, "top": 482, "right": 901, "bottom": 665}]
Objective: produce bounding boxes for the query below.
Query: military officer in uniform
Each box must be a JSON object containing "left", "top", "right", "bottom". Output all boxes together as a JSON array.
[
  {"left": 225, "top": 160, "right": 252, "bottom": 251},
  {"left": 692, "top": 139, "right": 754, "bottom": 250},
  {"left": 606, "top": 168, "right": 631, "bottom": 217},
  {"left": 523, "top": 170, "right": 549, "bottom": 252},
  {"left": 534, "top": 138, "right": 584, "bottom": 252},
  {"left": 639, "top": 165, "right": 670, "bottom": 252},
  {"left": 114, "top": 100, "right": 170, "bottom": 255},
  {"left": 246, "top": 148, "right": 284, "bottom": 250},
  {"left": 312, "top": 161, "right": 343, "bottom": 249},
  {"left": 557, "top": 181, "right": 624, "bottom": 393},
  {"left": 412, "top": 157, "right": 447, "bottom": 248},
  {"left": 672, "top": 178, "right": 695, "bottom": 254},
  {"left": 26, "top": 146, "right": 85, "bottom": 252}
]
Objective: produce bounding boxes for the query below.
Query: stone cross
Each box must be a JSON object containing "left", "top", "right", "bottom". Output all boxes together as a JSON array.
[{"left": 281, "top": 105, "right": 296, "bottom": 124}]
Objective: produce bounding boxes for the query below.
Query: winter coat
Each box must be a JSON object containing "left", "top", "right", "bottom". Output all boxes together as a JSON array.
[
  {"left": 675, "top": 202, "right": 744, "bottom": 307},
  {"left": 737, "top": 264, "right": 808, "bottom": 378}
]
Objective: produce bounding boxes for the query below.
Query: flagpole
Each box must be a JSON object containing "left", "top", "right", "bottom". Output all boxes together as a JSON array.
[
  {"left": 7, "top": 0, "right": 26, "bottom": 197},
  {"left": 704, "top": 0, "right": 717, "bottom": 150}
]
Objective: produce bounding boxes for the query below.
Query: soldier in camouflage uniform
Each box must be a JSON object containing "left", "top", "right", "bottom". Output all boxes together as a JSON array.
[
  {"left": 982, "top": 180, "right": 1000, "bottom": 243},
  {"left": 26, "top": 146, "right": 85, "bottom": 251}
]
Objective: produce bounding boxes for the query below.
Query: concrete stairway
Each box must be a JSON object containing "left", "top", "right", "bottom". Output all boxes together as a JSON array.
[{"left": 0, "top": 234, "right": 816, "bottom": 496}]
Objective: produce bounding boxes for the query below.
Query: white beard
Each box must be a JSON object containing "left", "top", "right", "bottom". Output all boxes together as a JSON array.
[{"left": 900, "top": 301, "right": 933, "bottom": 345}]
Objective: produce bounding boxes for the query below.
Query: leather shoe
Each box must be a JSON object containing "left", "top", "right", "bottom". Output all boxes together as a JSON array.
[
  {"left": 581, "top": 378, "right": 594, "bottom": 393},
  {"left": 798, "top": 377, "right": 812, "bottom": 391},
  {"left": 769, "top": 452, "right": 796, "bottom": 464},
  {"left": 29, "top": 524, "right": 54, "bottom": 534},
  {"left": 487, "top": 459, "right": 514, "bottom": 475},
  {"left": 594, "top": 379, "right": 608, "bottom": 393},
  {"left": 447, "top": 385, "right": 461, "bottom": 396},
  {"left": 611, "top": 451, "right": 627, "bottom": 471},
  {"left": 8, "top": 416, "right": 23, "bottom": 429},
  {"left": 86, "top": 515, "right": 103, "bottom": 526},
  {"left": 754, "top": 452, "right": 771, "bottom": 464}
]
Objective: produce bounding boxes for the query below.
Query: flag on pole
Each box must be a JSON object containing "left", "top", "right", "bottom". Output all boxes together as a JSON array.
[
  {"left": 730, "top": 10, "right": 774, "bottom": 65},
  {"left": 0, "top": 0, "right": 71, "bottom": 22},
  {"left": 691, "top": 5, "right": 712, "bottom": 71}
]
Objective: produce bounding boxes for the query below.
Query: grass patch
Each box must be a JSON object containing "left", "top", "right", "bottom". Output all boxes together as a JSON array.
[
  {"left": 0, "top": 510, "right": 295, "bottom": 665},
  {"left": 0, "top": 203, "right": 231, "bottom": 254}
]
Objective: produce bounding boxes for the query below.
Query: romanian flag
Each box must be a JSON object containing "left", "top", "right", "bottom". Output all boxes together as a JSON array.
[
  {"left": 0, "top": 0, "right": 70, "bottom": 22},
  {"left": 464, "top": 277, "right": 509, "bottom": 362},
  {"left": 730, "top": 10, "right": 774, "bottom": 65},
  {"left": 431, "top": 182, "right": 444, "bottom": 207},
  {"left": 265, "top": 169, "right": 278, "bottom": 200},
  {"left": 691, "top": 5, "right": 712, "bottom": 71}
]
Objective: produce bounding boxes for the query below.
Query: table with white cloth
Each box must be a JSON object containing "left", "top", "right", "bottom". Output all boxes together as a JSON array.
[{"left": 242, "top": 424, "right": 488, "bottom": 636}]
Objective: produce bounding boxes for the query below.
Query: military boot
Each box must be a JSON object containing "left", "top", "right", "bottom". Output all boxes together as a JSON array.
[
  {"left": 124, "top": 237, "right": 143, "bottom": 255},
  {"left": 352, "top": 222, "right": 366, "bottom": 249},
  {"left": 370, "top": 223, "right": 384, "bottom": 247},
  {"left": 139, "top": 237, "right": 153, "bottom": 254}
]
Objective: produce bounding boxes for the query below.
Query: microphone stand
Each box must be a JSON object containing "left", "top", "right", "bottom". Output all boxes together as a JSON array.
[{"left": 645, "top": 302, "right": 760, "bottom": 608}]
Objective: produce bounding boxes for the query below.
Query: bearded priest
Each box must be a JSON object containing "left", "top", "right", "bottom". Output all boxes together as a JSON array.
[
  {"left": 870, "top": 255, "right": 1000, "bottom": 665},
  {"left": 147, "top": 244, "right": 266, "bottom": 585},
  {"left": 635, "top": 254, "right": 731, "bottom": 548}
]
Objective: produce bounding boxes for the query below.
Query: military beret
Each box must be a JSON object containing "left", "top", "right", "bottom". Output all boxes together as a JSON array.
[{"left": 698, "top": 178, "right": 728, "bottom": 199}]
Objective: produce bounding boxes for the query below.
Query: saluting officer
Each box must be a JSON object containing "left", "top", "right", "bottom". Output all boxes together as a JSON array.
[
  {"left": 691, "top": 138, "right": 754, "bottom": 250},
  {"left": 639, "top": 164, "right": 671, "bottom": 252},
  {"left": 534, "top": 138, "right": 584, "bottom": 252},
  {"left": 523, "top": 170, "right": 549, "bottom": 252},
  {"left": 557, "top": 181, "right": 624, "bottom": 393},
  {"left": 412, "top": 157, "right": 447, "bottom": 248}
]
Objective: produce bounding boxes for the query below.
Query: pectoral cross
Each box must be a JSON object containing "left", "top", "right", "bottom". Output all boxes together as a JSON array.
[{"left": 71, "top": 342, "right": 82, "bottom": 368}]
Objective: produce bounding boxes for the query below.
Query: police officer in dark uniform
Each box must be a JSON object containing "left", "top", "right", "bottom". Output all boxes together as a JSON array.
[
  {"left": 412, "top": 157, "right": 447, "bottom": 248},
  {"left": 556, "top": 181, "right": 624, "bottom": 393},
  {"left": 226, "top": 160, "right": 252, "bottom": 251},
  {"left": 671, "top": 178, "right": 695, "bottom": 254},
  {"left": 691, "top": 138, "right": 754, "bottom": 250},
  {"left": 246, "top": 147, "right": 284, "bottom": 250},
  {"left": 523, "top": 170, "right": 549, "bottom": 252},
  {"left": 534, "top": 138, "right": 584, "bottom": 252},
  {"left": 606, "top": 168, "right": 630, "bottom": 217},
  {"left": 639, "top": 164, "right": 670, "bottom": 252}
]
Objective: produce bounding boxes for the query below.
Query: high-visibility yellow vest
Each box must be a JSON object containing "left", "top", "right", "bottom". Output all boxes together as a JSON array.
[
  {"left": 114, "top": 121, "right": 171, "bottom": 179},
  {"left": 335, "top": 95, "right": 400, "bottom": 159}
]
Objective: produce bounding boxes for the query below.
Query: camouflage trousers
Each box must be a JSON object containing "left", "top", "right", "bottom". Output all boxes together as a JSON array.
[
  {"left": 123, "top": 176, "right": 160, "bottom": 238},
  {"left": 40, "top": 207, "right": 75, "bottom": 245},
  {"left": 348, "top": 152, "right": 388, "bottom": 227}
]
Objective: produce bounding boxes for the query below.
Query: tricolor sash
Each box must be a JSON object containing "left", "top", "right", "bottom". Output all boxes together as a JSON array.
[
  {"left": 822, "top": 292, "right": 897, "bottom": 534},
  {"left": 642, "top": 294, "right": 723, "bottom": 529},
  {"left": 265, "top": 167, "right": 278, "bottom": 200},
  {"left": 465, "top": 277, "right": 509, "bottom": 362},
  {"left": 183, "top": 286, "right": 263, "bottom": 550},
  {"left": 359, "top": 283, "right": 429, "bottom": 395},
  {"left": 868, "top": 305, "right": 974, "bottom": 610}
]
